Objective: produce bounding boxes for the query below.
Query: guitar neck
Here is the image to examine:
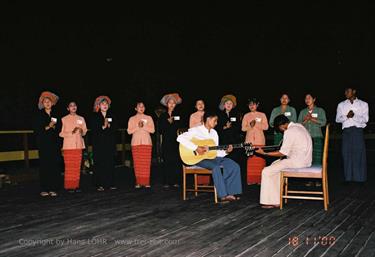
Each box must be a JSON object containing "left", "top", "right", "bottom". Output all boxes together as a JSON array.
[
  {"left": 253, "top": 145, "right": 281, "bottom": 152},
  {"left": 208, "top": 143, "right": 243, "bottom": 151}
]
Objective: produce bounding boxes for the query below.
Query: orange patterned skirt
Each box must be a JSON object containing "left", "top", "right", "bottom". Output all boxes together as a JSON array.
[
  {"left": 247, "top": 146, "right": 266, "bottom": 185},
  {"left": 132, "top": 145, "right": 152, "bottom": 186},
  {"left": 63, "top": 149, "right": 82, "bottom": 189}
]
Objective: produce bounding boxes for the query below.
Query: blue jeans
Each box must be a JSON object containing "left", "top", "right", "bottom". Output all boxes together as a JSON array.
[{"left": 196, "top": 157, "right": 242, "bottom": 198}]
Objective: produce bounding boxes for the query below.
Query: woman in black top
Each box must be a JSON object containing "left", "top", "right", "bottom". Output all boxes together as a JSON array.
[
  {"left": 33, "top": 91, "right": 62, "bottom": 197},
  {"left": 216, "top": 94, "right": 246, "bottom": 187},
  {"left": 91, "top": 96, "right": 118, "bottom": 191},
  {"left": 158, "top": 93, "right": 183, "bottom": 188},
  {"left": 217, "top": 94, "right": 242, "bottom": 146}
]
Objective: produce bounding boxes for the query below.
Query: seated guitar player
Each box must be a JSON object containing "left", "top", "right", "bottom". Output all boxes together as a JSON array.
[{"left": 177, "top": 110, "right": 242, "bottom": 203}]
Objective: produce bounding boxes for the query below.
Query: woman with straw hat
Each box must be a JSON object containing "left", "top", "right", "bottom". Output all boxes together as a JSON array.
[
  {"left": 90, "top": 95, "right": 118, "bottom": 192},
  {"left": 217, "top": 94, "right": 246, "bottom": 185},
  {"left": 33, "top": 91, "right": 62, "bottom": 197},
  {"left": 158, "top": 93, "right": 183, "bottom": 188}
]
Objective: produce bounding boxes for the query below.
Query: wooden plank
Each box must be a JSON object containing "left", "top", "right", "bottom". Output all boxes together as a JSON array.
[
  {"left": 277, "top": 187, "right": 371, "bottom": 257},
  {"left": 256, "top": 188, "right": 359, "bottom": 256},
  {"left": 245, "top": 191, "right": 357, "bottom": 257},
  {"left": 0, "top": 171, "right": 374, "bottom": 256}
]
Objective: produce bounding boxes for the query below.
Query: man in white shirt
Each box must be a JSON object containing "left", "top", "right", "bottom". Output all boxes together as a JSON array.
[
  {"left": 336, "top": 87, "right": 369, "bottom": 183},
  {"left": 256, "top": 115, "right": 312, "bottom": 208},
  {"left": 177, "top": 111, "right": 242, "bottom": 203}
]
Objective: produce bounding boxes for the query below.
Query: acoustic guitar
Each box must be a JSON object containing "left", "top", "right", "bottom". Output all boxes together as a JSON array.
[{"left": 179, "top": 138, "right": 253, "bottom": 165}]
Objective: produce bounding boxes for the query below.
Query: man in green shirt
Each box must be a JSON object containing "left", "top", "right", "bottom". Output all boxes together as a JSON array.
[
  {"left": 269, "top": 94, "right": 297, "bottom": 145},
  {"left": 298, "top": 93, "right": 327, "bottom": 165}
]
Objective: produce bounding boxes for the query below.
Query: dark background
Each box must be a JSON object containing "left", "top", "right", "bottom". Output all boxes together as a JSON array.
[{"left": 0, "top": 3, "right": 374, "bottom": 129}]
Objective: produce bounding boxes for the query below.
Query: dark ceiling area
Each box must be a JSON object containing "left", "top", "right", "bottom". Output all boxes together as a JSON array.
[{"left": 1, "top": 4, "right": 374, "bottom": 129}]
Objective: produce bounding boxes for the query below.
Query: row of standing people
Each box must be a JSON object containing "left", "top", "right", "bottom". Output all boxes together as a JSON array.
[
  {"left": 32, "top": 91, "right": 325, "bottom": 196},
  {"left": 33, "top": 87, "right": 368, "bottom": 197}
]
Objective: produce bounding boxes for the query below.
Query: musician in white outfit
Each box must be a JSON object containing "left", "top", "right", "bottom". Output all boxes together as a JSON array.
[
  {"left": 256, "top": 115, "right": 312, "bottom": 208},
  {"left": 177, "top": 110, "right": 242, "bottom": 203}
]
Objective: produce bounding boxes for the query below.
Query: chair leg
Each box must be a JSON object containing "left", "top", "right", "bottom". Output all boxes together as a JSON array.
[
  {"left": 326, "top": 176, "right": 330, "bottom": 205},
  {"left": 194, "top": 174, "right": 198, "bottom": 197},
  {"left": 214, "top": 186, "right": 218, "bottom": 204},
  {"left": 280, "top": 173, "right": 284, "bottom": 210},
  {"left": 322, "top": 177, "right": 328, "bottom": 211},
  {"left": 183, "top": 170, "right": 187, "bottom": 201},
  {"left": 284, "top": 177, "right": 288, "bottom": 204}
]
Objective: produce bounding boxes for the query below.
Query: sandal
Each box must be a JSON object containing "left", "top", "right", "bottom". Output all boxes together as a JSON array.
[
  {"left": 224, "top": 195, "right": 237, "bottom": 202},
  {"left": 219, "top": 198, "right": 230, "bottom": 204},
  {"left": 109, "top": 187, "right": 117, "bottom": 190},
  {"left": 40, "top": 192, "right": 49, "bottom": 197},
  {"left": 49, "top": 191, "right": 57, "bottom": 197},
  {"left": 261, "top": 204, "right": 280, "bottom": 209},
  {"left": 97, "top": 186, "right": 105, "bottom": 192}
]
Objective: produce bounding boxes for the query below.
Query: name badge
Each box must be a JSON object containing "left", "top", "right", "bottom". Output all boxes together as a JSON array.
[
  {"left": 51, "top": 117, "right": 57, "bottom": 123},
  {"left": 141, "top": 119, "right": 148, "bottom": 124},
  {"left": 255, "top": 117, "right": 261, "bottom": 122},
  {"left": 77, "top": 120, "right": 83, "bottom": 125},
  {"left": 107, "top": 118, "right": 112, "bottom": 122},
  {"left": 173, "top": 116, "right": 180, "bottom": 121},
  {"left": 284, "top": 112, "right": 291, "bottom": 117},
  {"left": 230, "top": 117, "right": 236, "bottom": 122},
  {"left": 311, "top": 113, "right": 318, "bottom": 118}
]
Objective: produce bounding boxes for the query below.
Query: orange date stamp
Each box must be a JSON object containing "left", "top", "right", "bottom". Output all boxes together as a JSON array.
[{"left": 288, "top": 236, "right": 336, "bottom": 247}]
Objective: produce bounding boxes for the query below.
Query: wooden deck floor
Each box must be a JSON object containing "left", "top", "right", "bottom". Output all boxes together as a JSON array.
[{"left": 0, "top": 167, "right": 374, "bottom": 257}]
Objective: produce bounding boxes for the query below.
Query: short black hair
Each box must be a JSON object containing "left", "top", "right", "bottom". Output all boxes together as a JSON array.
[
  {"left": 345, "top": 86, "right": 357, "bottom": 91},
  {"left": 274, "top": 115, "right": 290, "bottom": 131},
  {"left": 248, "top": 97, "right": 260, "bottom": 105},
  {"left": 134, "top": 100, "right": 145, "bottom": 107},
  {"left": 66, "top": 100, "right": 77, "bottom": 107},
  {"left": 305, "top": 92, "right": 317, "bottom": 99},
  {"left": 203, "top": 110, "right": 218, "bottom": 123}
]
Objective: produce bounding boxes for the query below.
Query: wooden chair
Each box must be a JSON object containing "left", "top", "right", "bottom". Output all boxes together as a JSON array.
[
  {"left": 182, "top": 165, "right": 218, "bottom": 204},
  {"left": 280, "top": 124, "right": 330, "bottom": 211},
  {"left": 176, "top": 128, "right": 218, "bottom": 204}
]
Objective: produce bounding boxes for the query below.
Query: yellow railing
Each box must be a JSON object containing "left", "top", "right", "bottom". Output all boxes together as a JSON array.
[{"left": 0, "top": 129, "right": 131, "bottom": 168}]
